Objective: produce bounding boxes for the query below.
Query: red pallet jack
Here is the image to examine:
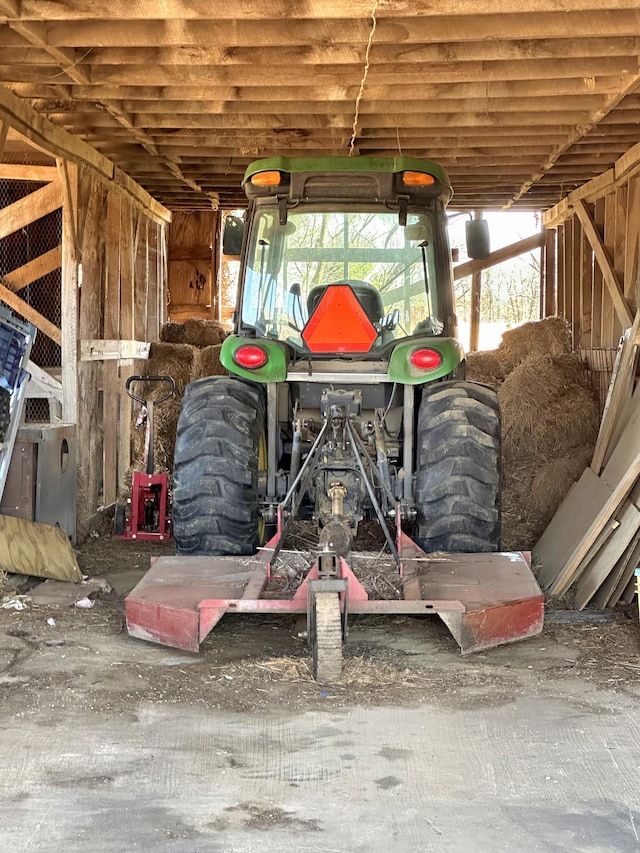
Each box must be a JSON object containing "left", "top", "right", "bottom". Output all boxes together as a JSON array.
[{"left": 114, "top": 375, "right": 175, "bottom": 542}]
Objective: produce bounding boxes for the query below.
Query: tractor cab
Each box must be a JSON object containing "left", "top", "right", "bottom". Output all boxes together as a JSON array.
[{"left": 224, "top": 156, "right": 488, "bottom": 361}]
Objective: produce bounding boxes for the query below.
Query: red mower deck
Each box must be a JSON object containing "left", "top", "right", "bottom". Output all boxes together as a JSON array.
[{"left": 125, "top": 536, "right": 544, "bottom": 655}]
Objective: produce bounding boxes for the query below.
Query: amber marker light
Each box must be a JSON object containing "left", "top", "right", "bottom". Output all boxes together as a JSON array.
[
  {"left": 233, "top": 344, "right": 268, "bottom": 369},
  {"left": 250, "top": 171, "right": 282, "bottom": 186},
  {"left": 409, "top": 348, "right": 443, "bottom": 370},
  {"left": 402, "top": 171, "right": 436, "bottom": 186}
]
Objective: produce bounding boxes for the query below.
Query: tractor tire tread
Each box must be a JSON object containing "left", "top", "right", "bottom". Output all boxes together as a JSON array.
[{"left": 172, "top": 376, "right": 265, "bottom": 556}]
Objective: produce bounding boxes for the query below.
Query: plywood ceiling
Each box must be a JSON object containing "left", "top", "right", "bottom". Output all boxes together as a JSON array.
[{"left": 1, "top": 1, "right": 640, "bottom": 211}]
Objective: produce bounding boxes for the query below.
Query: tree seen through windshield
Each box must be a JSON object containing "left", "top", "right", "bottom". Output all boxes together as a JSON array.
[{"left": 240, "top": 208, "right": 445, "bottom": 349}]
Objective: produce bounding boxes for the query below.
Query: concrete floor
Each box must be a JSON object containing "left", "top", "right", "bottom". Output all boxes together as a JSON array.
[{"left": 0, "top": 603, "right": 639, "bottom": 853}]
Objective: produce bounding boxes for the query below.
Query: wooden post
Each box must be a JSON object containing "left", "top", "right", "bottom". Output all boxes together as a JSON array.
[
  {"left": 469, "top": 209, "right": 482, "bottom": 352},
  {"left": 118, "top": 200, "right": 135, "bottom": 495},
  {"left": 543, "top": 227, "right": 556, "bottom": 317},
  {"left": 57, "top": 159, "right": 78, "bottom": 425},
  {"left": 103, "top": 192, "right": 121, "bottom": 505},
  {"left": 77, "top": 175, "right": 106, "bottom": 525}
]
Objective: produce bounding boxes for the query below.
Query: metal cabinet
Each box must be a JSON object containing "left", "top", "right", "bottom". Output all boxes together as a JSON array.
[{"left": 0, "top": 423, "right": 77, "bottom": 543}]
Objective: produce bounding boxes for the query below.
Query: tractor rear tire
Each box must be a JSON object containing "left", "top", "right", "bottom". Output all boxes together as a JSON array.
[
  {"left": 415, "top": 381, "right": 501, "bottom": 553},
  {"left": 172, "top": 376, "right": 265, "bottom": 556}
]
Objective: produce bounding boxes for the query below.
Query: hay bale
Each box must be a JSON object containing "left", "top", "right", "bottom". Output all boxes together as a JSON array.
[
  {"left": 501, "top": 466, "right": 541, "bottom": 551},
  {"left": 153, "top": 399, "right": 182, "bottom": 473},
  {"left": 466, "top": 349, "right": 506, "bottom": 387},
  {"left": 126, "top": 344, "right": 196, "bottom": 475},
  {"left": 529, "top": 445, "right": 593, "bottom": 527},
  {"left": 195, "top": 344, "right": 225, "bottom": 379},
  {"left": 160, "top": 321, "right": 185, "bottom": 343},
  {"left": 498, "top": 316, "right": 572, "bottom": 369},
  {"left": 145, "top": 342, "right": 197, "bottom": 397},
  {"left": 498, "top": 350, "right": 599, "bottom": 550},
  {"left": 499, "top": 354, "right": 599, "bottom": 460},
  {"left": 501, "top": 445, "right": 593, "bottom": 551},
  {"left": 182, "top": 318, "right": 228, "bottom": 348}
]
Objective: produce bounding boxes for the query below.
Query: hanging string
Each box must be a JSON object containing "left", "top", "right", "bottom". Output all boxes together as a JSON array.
[
  {"left": 396, "top": 120, "right": 402, "bottom": 155},
  {"left": 348, "top": 0, "right": 380, "bottom": 156}
]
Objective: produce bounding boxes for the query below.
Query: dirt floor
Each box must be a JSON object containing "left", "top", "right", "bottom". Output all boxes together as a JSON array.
[
  {"left": 1, "top": 532, "right": 640, "bottom": 851},
  {"left": 1, "top": 532, "right": 639, "bottom": 713}
]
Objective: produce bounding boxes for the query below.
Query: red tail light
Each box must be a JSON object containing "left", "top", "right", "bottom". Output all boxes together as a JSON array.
[
  {"left": 409, "top": 348, "right": 442, "bottom": 370},
  {"left": 233, "top": 344, "right": 268, "bottom": 369}
]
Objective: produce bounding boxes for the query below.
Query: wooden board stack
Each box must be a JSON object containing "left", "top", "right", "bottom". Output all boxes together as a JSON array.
[{"left": 533, "top": 310, "right": 640, "bottom": 608}]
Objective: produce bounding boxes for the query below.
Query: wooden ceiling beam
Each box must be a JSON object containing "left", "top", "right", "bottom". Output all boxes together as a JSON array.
[
  {"left": 2, "top": 58, "right": 637, "bottom": 90},
  {"left": 48, "top": 110, "right": 623, "bottom": 131},
  {"left": 39, "top": 99, "right": 618, "bottom": 127},
  {"left": 3, "top": 37, "right": 635, "bottom": 66},
  {"left": 39, "top": 13, "right": 640, "bottom": 48},
  {"left": 8, "top": 0, "right": 640, "bottom": 20},
  {"left": 105, "top": 79, "right": 637, "bottom": 109},
  {"left": 60, "top": 57, "right": 640, "bottom": 86}
]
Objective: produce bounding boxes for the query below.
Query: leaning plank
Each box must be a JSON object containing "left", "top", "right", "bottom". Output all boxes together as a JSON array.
[
  {"left": 603, "top": 378, "right": 640, "bottom": 470},
  {"left": 574, "top": 499, "right": 640, "bottom": 609},
  {"left": 0, "top": 515, "right": 81, "bottom": 582},
  {"left": 547, "top": 452, "right": 640, "bottom": 596},
  {"left": 533, "top": 468, "right": 613, "bottom": 591},
  {"left": 601, "top": 385, "right": 640, "bottom": 489},
  {"left": 1, "top": 246, "right": 62, "bottom": 293},
  {"left": 0, "top": 281, "right": 62, "bottom": 345},
  {"left": 591, "top": 309, "right": 640, "bottom": 474},
  {"left": 593, "top": 531, "right": 640, "bottom": 609},
  {"left": 620, "top": 575, "right": 637, "bottom": 605}
]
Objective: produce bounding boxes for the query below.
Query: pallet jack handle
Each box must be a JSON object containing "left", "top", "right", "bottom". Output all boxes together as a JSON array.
[
  {"left": 125, "top": 375, "right": 175, "bottom": 406},
  {"left": 126, "top": 375, "right": 176, "bottom": 475}
]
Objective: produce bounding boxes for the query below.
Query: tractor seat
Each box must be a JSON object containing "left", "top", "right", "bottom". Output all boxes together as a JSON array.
[{"left": 307, "top": 280, "right": 384, "bottom": 326}]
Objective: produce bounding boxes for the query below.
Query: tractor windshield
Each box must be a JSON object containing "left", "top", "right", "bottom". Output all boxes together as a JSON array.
[{"left": 240, "top": 206, "right": 448, "bottom": 350}]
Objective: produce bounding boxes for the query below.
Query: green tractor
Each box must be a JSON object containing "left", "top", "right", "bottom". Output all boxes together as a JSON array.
[{"left": 171, "top": 156, "right": 500, "bottom": 561}]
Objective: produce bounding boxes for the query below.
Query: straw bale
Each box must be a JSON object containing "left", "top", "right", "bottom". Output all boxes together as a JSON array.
[
  {"left": 145, "top": 342, "right": 197, "bottom": 397},
  {"left": 501, "top": 445, "right": 593, "bottom": 551},
  {"left": 182, "top": 318, "right": 228, "bottom": 348},
  {"left": 194, "top": 344, "right": 226, "bottom": 379},
  {"left": 466, "top": 349, "right": 506, "bottom": 387},
  {"left": 153, "top": 399, "right": 182, "bottom": 473},
  {"left": 499, "top": 354, "right": 598, "bottom": 460},
  {"left": 497, "top": 349, "right": 599, "bottom": 550},
  {"left": 529, "top": 445, "right": 593, "bottom": 525},
  {"left": 159, "top": 321, "right": 185, "bottom": 343},
  {"left": 498, "top": 316, "right": 571, "bottom": 369}
]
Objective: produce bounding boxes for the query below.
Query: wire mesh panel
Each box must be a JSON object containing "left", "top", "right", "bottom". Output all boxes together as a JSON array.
[{"left": 0, "top": 179, "right": 62, "bottom": 421}]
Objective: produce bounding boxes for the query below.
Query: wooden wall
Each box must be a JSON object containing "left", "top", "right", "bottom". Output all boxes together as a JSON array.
[
  {"left": 0, "top": 104, "right": 170, "bottom": 540},
  {"left": 543, "top": 142, "right": 640, "bottom": 405},
  {"left": 76, "top": 167, "right": 169, "bottom": 525},
  {"left": 543, "top": 144, "right": 640, "bottom": 343}
]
